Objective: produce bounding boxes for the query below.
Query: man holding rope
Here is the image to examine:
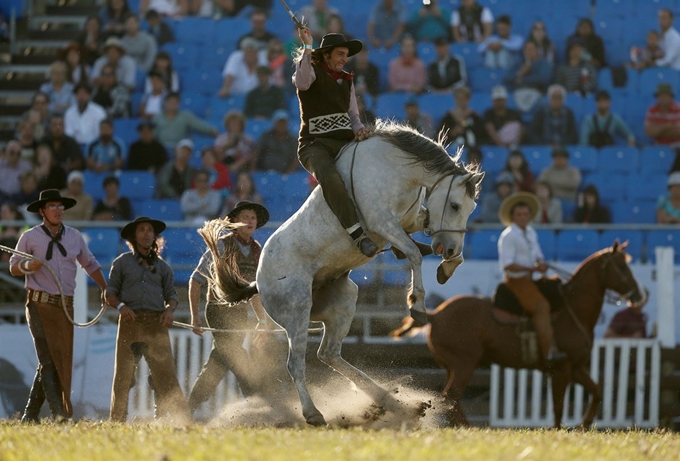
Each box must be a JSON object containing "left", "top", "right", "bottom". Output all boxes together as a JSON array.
[
  {"left": 9, "top": 189, "right": 107, "bottom": 423},
  {"left": 106, "top": 216, "right": 191, "bottom": 423},
  {"left": 187, "top": 201, "right": 271, "bottom": 414}
]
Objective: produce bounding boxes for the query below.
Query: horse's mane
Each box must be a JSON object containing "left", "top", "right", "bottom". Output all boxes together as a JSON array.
[{"left": 372, "top": 119, "right": 481, "bottom": 199}]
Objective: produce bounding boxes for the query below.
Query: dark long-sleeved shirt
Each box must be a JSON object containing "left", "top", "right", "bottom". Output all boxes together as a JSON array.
[{"left": 107, "top": 252, "right": 178, "bottom": 312}]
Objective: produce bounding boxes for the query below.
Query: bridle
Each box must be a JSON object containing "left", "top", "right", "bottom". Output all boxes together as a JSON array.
[
  {"left": 600, "top": 252, "right": 642, "bottom": 306},
  {"left": 422, "top": 172, "right": 469, "bottom": 237}
]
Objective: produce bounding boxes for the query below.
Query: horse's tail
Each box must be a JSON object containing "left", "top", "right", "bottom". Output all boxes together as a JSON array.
[
  {"left": 197, "top": 218, "right": 259, "bottom": 304},
  {"left": 389, "top": 312, "right": 435, "bottom": 338}
]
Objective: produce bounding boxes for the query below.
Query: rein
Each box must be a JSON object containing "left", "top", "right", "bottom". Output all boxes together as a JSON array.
[{"left": 0, "top": 243, "right": 108, "bottom": 328}]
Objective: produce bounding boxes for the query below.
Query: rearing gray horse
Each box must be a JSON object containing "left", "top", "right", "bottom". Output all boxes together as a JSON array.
[{"left": 202, "top": 120, "right": 483, "bottom": 425}]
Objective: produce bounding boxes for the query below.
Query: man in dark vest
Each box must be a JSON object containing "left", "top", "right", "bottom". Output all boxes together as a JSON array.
[
  {"left": 451, "top": 0, "right": 493, "bottom": 43},
  {"left": 293, "top": 28, "right": 378, "bottom": 257}
]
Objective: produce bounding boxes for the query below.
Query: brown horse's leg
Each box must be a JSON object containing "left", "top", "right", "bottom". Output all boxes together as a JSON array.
[
  {"left": 549, "top": 363, "right": 571, "bottom": 429},
  {"left": 431, "top": 347, "right": 477, "bottom": 427},
  {"left": 572, "top": 366, "right": 601, "bottom": 429}
]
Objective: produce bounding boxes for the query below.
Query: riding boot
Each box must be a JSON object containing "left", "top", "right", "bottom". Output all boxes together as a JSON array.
[
  {"left": 21, "top": 370, "right": 45, "bottom": 424},
  {"left": 40, "top": 365, "right": 68, "bottom": 422}
]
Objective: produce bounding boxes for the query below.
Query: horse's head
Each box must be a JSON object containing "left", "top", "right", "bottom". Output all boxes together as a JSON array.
[
  {"left": 425, "top": 171, "right": 484, "bottom": 261},
  {"left": 600, "top": 240, "right": 648, "bottom": 308}
]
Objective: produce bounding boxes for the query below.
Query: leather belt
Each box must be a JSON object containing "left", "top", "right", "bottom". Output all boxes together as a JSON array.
[{"left": 28, "top": 290, "right": 73, "bottom": 307}]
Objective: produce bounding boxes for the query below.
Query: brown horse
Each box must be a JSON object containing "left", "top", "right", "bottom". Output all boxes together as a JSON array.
[{"left": 392, "top": 241, "right": 647, "bottom": 428}]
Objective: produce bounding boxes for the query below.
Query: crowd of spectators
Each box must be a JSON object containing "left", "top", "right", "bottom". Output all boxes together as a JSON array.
[{"left": 3, "top": 0, "right": 680, "bottom": 228}]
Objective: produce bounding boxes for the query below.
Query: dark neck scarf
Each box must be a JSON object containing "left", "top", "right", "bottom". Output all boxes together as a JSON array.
[
  {"left": 321, "top": 62, "right": 353, "bottom": 81},
  {"left": 41, "top": 224, "right": 66, "bottom": 260},
  {"left": 233, "top": 232, "right": 262, "bottom": 265},
  {"left": 134, "top": 250, "right": 157, "bottom": 273}
]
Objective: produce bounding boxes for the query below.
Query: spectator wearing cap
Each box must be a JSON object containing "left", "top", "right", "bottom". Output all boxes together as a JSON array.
[
  {"left": 153, "top": 92, "right": 218, "bottom": 148},
  {"left": 656, "top": 9, "right": 680, "bottom": 70},
  {"left": 483, "top": 85, "right": 524, "bottom": 147},
  {"left": 93, "top": 176, "right": 132, "bottom": 221},
  {"left": 180, "top": 169, "right": 222, "bottom": 223},
  {"left": 92, "top": 62, "right": 131, "bottom": 118},
  {"left": 145, "top": 9, "right": 174, "bottom": 47},
  {"left": 529, "top": 84, "right": 578, "bottom": 146},
  {"left": 156, "top": 139, "right": 197, "bottom": 199},
  {"left": 91, "top": 37, "right": 137, "bottom": 91},
  {"left": 0, "top": 140, "right": 32, "bottom": 201},
  {"left": 367, "top": 0, "right": 407, "bottom": 50},
  {"left": 438, "top": 85, "right": 487, "bottom": 147},
  {"left": 406, "top": 0, "right": 451, "bottom": 43},
  {"left": 566, "top": 18, "right": 606, "bottom": 68},
  {"left": 42, "top": 113, "right": 85, "bottom": 173},
  {"left": 219, "top": 37, "right": 268, "bottom": 98},
  {"left": 656, "top": 171, "right": 680, "bottom": 224},
  {"left": 139, "top": 70, "right": 167, "bottom": 120},
  {"left": 121, "top": 14, "right": 157, "bottom": 73},
  {"left": 644, "top": 83, "right": 680, "bottom": 147},
  {"left": 580, "top": 90, "right": 635, "bottom": 148},
  {"left": 537, "top": 147, "right": 581, "bottom": 202},
  {"left": 60, "top": 170, "right": 94, "bottom": 221},
  {"left": 236, "top": 9, "right": 277, "bottom": 51},
  {"left": 402, "top": 97, "right": 434, "bottom": 139},
  {"left": 477, "top": 170, "right": 516, "bottom": 223},
  {"left": 450, "top": 0, "right": 493, "bottom": 44},
  {"left": 244, "top": 65, "right": 287, "bottom": 120},
  {"left": 126, "top": 120, "right": 168, "bottom": 173},
  {"left": 345, "top": 47, "right": 381, "bottom": 97},
  {"left": 478, "top": 14, "right": 523, "bottom": 70},
  {"left": 39, "top": 61, "right": 75, "bottom": 113},
  {"left": 86, "top": 119, "right": 126, "bottom": 173},
  {"left": 388, "top": 35, "right": 426, "bottom": 93},
  {"left": 556, "top": 41, "right": 597, "bottom": 95},
  {"left": 573, "top": 184, "right": 611, "bottom": 224},
  {"left": 427, "top": 37, "right": 467, "bottom": 93},
  {"left": 255, "top": 110, "right": 299, "bottom": 173},
  {"left": 64, "top": 83, "right": 108, "bottom": 146}
]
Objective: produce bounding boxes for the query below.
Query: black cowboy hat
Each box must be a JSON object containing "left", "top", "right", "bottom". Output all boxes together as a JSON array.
[
  {"left": 27, "top": 189, "right": 77, "bottom": 213},
  {"left": 226, "top": 201, "right": 269, "bottom": 229},
  {"left": 120, "top": 216, "right": 167, "bottom": 241},
  {"left": 316, "top": 33, "right": 363, "bottom": 57}
]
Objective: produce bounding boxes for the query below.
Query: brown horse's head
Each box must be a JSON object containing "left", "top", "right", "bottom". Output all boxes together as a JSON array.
[{"left": 598, "top": 240, "right": 648, "bottom": 308}]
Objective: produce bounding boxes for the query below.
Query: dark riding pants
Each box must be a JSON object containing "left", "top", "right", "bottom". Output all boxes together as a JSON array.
[{"left": 298, "top": 137, "right": 359, "bottom": 230}]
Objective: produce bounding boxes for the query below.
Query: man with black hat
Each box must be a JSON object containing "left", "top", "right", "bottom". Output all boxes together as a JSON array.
[
  {"left": 294, "top": 27, "right": 378, "bottom": 257},
  {"left": 9, "top": 189, "right": 108, "bottom": 423},
  {"left": 106, "top": 216, "right": 191, "bottom": 422},
  {"left": 497, "top": 192, "right": 564, "bottom": 365},
  {"left": 187, "top": 201, "right": 270, "bottom": 413}
]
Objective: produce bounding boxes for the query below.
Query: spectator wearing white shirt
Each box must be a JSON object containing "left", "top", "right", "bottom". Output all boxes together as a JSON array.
[
  {"left": 121, "top": 14, "right": 157, "bottom": 73},
  {"left": 139, "top": 71, "right": 167, "bottom": 120},
  {"left": 478, "top": 15, "right": 523, "bottom": 70},
  {"left": 218, "top": 38, "right": 267, "bottom": 98},
  {"left": 64, "top": 83, "right": 108, "bottom": 146},
  {"left": 91, "top": 37, "right": 137, "bottom": 91},
  {"left": 450, "top": 0, "right": 493, "bottom": 43},
  {"left": 656, "top": 8, "right": 680, "bottom": 70}
]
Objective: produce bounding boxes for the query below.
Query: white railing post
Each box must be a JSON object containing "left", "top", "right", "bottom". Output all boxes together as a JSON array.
[
  {"left": 74, "top": 265, "right": 88, "bottom": 324},
  {"left": 656, "top": 247, "right": 676, "bottom": 348}
]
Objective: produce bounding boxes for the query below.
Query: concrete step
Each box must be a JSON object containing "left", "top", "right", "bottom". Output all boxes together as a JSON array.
[
  {"left": 0, "top": 104, "right": 30, "bottom": 116},
  {"left": 11, "top": 54, "right": 55, "bottom": 65},
  {"left": 45, "top": 5, "right": 98, "bottom": 16},
  {"left": 14, "top": 39, "right": 72, "bottom": 50},
  {"left": 0, "top": 78, "right": 43, "bottom": 92},
  {"left": 27, "top": 29, "right": 79, "bottom": 41},
  {"left": 1, "top": 64, "right": 50, "bottom": 75},
  {"left": 30, "top": 15, "right": 88, "bottom": 28}
]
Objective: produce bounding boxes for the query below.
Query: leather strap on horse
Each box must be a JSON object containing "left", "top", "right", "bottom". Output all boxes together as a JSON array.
[{"left": 547, "top": 263, "right": 593, "bottom": 350}]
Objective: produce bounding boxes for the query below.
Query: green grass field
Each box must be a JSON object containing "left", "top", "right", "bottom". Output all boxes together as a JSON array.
[{"left": 1, "top": 422, "right": 679, "bottom": 461}]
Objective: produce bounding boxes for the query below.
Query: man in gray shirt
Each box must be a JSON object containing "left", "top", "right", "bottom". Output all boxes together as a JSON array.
[
  {"left": 121, "top": 14, "right": 157, "bottom": 73},
  {"left": 106, "top": 216, "right": 191, "bottom": 422}
]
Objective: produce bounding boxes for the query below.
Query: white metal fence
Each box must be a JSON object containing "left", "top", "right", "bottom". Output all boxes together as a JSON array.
[{"left": 490, "top": 339, "right": 661, "bottom": 428}]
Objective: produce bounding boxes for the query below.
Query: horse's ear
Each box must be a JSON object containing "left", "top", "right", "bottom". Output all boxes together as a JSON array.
[
  {"left": 619, "top": 240, "right": 629, "bottom": 251},
  {"left": 463, "top": 172, "right": 484, "bottom": 186},
  {"left": 612, "top": 239, "right": 620, "bottom": 251}
]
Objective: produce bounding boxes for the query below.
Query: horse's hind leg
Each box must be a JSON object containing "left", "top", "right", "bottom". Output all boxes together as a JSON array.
[
  {"left": 572, "top": 365, "right": 601, "bottom": 428},
  {"left": 550, "top": 362, "right": 571, "bottom": 429},
  {"left": 314, "top": 275, "right": 398, "bottom": 410}
]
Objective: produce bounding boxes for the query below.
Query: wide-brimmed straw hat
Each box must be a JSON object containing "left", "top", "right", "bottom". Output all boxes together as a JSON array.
[
  {"left": 27, "top": 189, "right": 77, "bottom": 213},
  {"left": 498, "top": 192, "right": 540, "bottom": 226},
  {"left": 120, "top": 216, "right": 166, "bottom": 241},
  {"left": 226, "top": 201, "right": 269, "bottom": 228},
  {"left": 316, "top": 33, "right": 363, "bottom": 57}
]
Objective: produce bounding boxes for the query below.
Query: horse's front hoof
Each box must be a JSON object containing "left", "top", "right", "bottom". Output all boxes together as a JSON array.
[
  {"left": 436, "top": 265, "right": 450, "bottom": 285},
  {"left": 410, "top": 310, "right": 428, "bottom": 327},
  {"left": 306, "top": 413, "right": 327, "bottom": 427}
]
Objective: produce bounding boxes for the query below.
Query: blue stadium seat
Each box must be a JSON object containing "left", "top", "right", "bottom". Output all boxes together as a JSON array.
[
  {"left": 134, "top": 68, "right": 146, "bottom": 93},
  {"left": 118, "top": 171, "right": 155, "bottom": 200},
  {"left": 535, "top": 229, "right": 556, "bottom": 261},
  {"left": 130, "top": 92, "right": 143, "bottom": 118},
  {"left": 82, "top": 171, "right": 107, "bottom": 201},
  {"left": 256, "top": 227, "right": 276, "bottom": 246},
  {"left": 478, "top": 145, "right": 508, "bottom": 175},
  {"left": 82, "top": 228, "right": 121, "bottom": 267},
  {"left": 419, "top": 93, "right": 453, "bottom": 125},
  {"left": 635, "top": 0, "right": 679, "bottom": 18},
  {"left": 349, "top": 268, "right": 377, "bottom": 287},
  {"left": 281, "top": 171, "right": 311, "bottom": 205},
  {"left": 597, "top": 146, "right": 640, "bottom": 173},
  {"left": 374, "top": 93, "right": 412, "bottom": 119},
  {"left": 585, "top": 173, "right": 628, "bottom": 203},
  {"left": 175, "top": 17, "right": 216, "bottom": 45},
  {"left": 214, "top": 18, "right": 252, "bottom": 47},
  {"left": 209, "top": 94, "right": 246, "bottom": 121},
  {"left": 181, "top": 71, "right": 223, "bottom": 97},
  {"left": 468, "top": 91, "right": 492, "bottom": 114},
  {"left": 180, "top": 92, "right": 209, "bottom": 118},
  {"left": 416, "top": 42, "right": 436, "bottom": 63},
  {"left": 136, "top": 199, "right": 184, "bottom": 221},
  {"left": 523, "top": 145, "right": 553, "bottom": 175},
  {"left": 598, "top": 229, "right": 644, "bottom": 262},
  {"left": 469, "top": 68, "right": 505, "bottom": 92},
  {"left": 251, "top": 171, "right": 285, "bottom": 202},
  {"left": 647, "top": 229, "right": 680, "bottom": 264},
  {"left": 556, "top": 230, "right": 600, "bottom": 262},
  {"left": 468, "top": 230, "right": 501, "bottom": 260},
  {"left": 595, "top": 0, "right": 636, "bottom": 19},
  {"left": 113, "top": 118, "right": 141, "bottom": 146},
  {"left": 245, "top": 119, "right": 272, "bottom": 140},
  {"left": 638, "top": 67, "right": 680, "bottom": 98},
  {"left": 199, "top": 45, "right": 234, "bottom": 70},
  {"left": 450, "top": 43, "right": 483, "bottom": 70},
  {"left": 161, "top": 43, "right": 199, "bottom": 71},
  {"left": 559, "top": 199, "right": 577, "bottom": 224},
  {"left": 626, "top": 174, "right": 667, "bottom": 201},
  {"left": 593, "top": 16, "right": 625, "bottom": 43},
  {"left": 611, "top": 200, "right": 657, "bottom": 224},
  {"left": 640, "top": 146, "right": 676, "bottom": 174},
  {"left": 567, "top": 146, "right": 597, "bottom": 174}
]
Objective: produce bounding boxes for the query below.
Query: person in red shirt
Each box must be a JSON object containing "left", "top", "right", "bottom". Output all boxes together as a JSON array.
[
  {"left": 644, "top": 82, "right": 680, "bottom": 146},
  {"left": 605, "top": 304, "right": 647, "bottom": 338}
]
